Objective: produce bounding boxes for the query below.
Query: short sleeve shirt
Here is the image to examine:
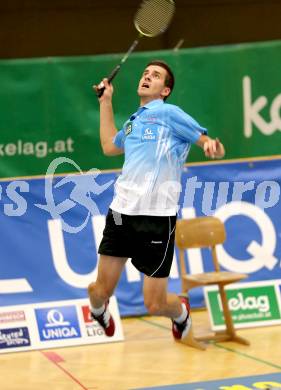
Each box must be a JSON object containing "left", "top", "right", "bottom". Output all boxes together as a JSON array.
[{"left": 110, "top": 99, "right": 207, "bottom": 216}]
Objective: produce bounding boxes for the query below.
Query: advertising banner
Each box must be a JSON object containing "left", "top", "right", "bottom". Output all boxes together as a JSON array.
[
  {"left": 0, "top": 157, "right": 281, "bottom": 316},
  {"left": 0, "top": 297, "right": 123, "bottom": 354},
  {"left": 0, "top": 40, "right": 281, "bottom": 177},
  {"left": 204, "top": 280, "right": 281, "bottom": 330}
]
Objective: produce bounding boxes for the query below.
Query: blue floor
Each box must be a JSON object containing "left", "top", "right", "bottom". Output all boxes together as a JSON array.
[{"left": 134, "top": 371, "right": 281, "bottom": 390}]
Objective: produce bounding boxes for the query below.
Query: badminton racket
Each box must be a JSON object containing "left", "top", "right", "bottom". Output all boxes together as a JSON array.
[{"left": 96, "top": 0, "right": 175, "bottom": 97}]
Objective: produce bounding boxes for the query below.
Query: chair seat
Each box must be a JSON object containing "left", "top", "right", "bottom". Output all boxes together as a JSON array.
[{"left": 182, "top": 271, "right": 247, "bottom": 286}]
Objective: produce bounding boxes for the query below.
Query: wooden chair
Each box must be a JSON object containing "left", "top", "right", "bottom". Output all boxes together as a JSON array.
[{"left": 175, "top": 216, "right": 250, "bottom": 350}]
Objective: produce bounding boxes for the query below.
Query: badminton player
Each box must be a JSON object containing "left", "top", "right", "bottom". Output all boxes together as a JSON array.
[{"left": 88, "top": 60, "right": 225, "bottom": 340}]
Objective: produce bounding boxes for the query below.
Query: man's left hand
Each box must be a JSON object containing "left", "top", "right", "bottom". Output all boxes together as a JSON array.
[{"left": 203, "top": 138, "right": 225, "bottom": 159}]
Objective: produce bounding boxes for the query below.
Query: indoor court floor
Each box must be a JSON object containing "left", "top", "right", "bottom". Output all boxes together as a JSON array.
[{"left": 1, "top": 309, "right": 281, "bottom": 390}]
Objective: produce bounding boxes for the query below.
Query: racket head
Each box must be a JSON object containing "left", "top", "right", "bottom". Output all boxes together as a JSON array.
[{"left": 134, "top": 0, "right": 175, "bottom": 38}]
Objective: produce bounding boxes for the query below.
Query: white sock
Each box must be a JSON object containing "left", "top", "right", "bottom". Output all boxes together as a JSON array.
[
  {"left": 173, "top": 303, "right": 188, "bottom": 324},
  {"left": 91, "top": 304, "right": 105, "bottom": 316}
]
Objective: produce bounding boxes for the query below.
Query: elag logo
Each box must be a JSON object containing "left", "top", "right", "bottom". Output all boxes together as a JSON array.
[
  {"left": 35, "top": 306, "right": 81, "bottom": 342},
  {"left": 0, "top": 327, "right": 30, "bottom": 349}
]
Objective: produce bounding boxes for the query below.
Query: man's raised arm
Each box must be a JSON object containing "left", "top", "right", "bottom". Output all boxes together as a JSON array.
[{"left": 93, "top": 78, "right": 124, "bottom": 156}]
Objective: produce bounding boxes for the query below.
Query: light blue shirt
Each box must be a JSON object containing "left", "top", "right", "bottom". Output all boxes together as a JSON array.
[{"left": 111, "top": 99, "right": 207, "bottom": 216}]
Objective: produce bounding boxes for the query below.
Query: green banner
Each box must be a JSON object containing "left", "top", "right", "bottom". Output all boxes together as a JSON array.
[
  {"left": 1, "top": 40, "right": 281, "bottom": 177},
  {"left": 205, "top": 281, "right": 281, "bottom": 329}
]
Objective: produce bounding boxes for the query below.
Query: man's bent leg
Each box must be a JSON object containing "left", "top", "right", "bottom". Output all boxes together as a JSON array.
[
  {"left": 143, "top": 275, "right": 182, "bottom": 317},
  {"left": 88, "top": 255, "right": 127, "bottom": 336},
  {"left": 143, "top": 275, "right": 191, "bottom": 340},
  {"left": 88, "top": 255, "right": 127, "bottom": 307}
]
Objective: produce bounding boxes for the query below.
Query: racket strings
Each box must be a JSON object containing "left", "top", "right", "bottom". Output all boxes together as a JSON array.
[{"left": 134, "top": 0, "right": 175, "bottom": 37}]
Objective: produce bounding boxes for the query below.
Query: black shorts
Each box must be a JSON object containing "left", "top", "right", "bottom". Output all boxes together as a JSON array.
[{"left": 98, "top": 209, "right": 177, "bottom": 278}]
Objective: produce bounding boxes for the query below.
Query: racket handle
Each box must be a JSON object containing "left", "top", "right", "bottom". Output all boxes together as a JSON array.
[
  {"left": 108, "top": 64, "right": 121, "bottom": 83},
  {"left": 96, "top": 64, "right": 121, "bottom": 98},
  {"left": 96, "top": 38, "right": 140, "bottom": 98},
  {"left": 96, "top": 86, "right": 106, "bottom": 98}
]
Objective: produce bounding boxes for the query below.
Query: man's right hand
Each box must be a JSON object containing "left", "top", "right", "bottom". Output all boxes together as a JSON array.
[{"left": 93, "top": 78, "right": 114, "bottom": 102}]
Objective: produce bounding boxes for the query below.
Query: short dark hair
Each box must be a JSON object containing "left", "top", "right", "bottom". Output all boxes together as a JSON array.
[{"left": 145, "top": 60, "right": 175, "bottom": 100}]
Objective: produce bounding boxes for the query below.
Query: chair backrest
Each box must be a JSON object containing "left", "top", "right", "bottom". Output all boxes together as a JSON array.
[
  {"left": 176, "top": 217, "right": 226, "bottom": 273},
  {"left": 175, "top": 217, "right": 226, "bottom": 250}
]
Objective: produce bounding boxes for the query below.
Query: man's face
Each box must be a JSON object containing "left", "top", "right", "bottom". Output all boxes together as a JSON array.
[{"left": 137, "top": 65, "right": 171, "bottom": 101}]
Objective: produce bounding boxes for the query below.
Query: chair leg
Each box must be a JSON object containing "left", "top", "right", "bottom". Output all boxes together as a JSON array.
[
  {"left": 218, "top": 285, "right": 250, "bottom": 346},
  {"left": 178, "top": 322, "right": 207, "bottom": 350},
  {"left": 219, "top": 285, "right": 236, "bottom": 336},
  {"left": 176, "top": 287, "right": 250, "bottom": 349},
  {"left": 232, "top": 334, "right": 251, "bottom": 346}
]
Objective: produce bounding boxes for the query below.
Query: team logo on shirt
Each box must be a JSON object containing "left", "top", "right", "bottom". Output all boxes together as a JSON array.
[
  {"left": 125, "top": 122, "right": 133, "bottom": 136},
  {"left": 141, "top": 127, "right": 157, "bottom": 142}
]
